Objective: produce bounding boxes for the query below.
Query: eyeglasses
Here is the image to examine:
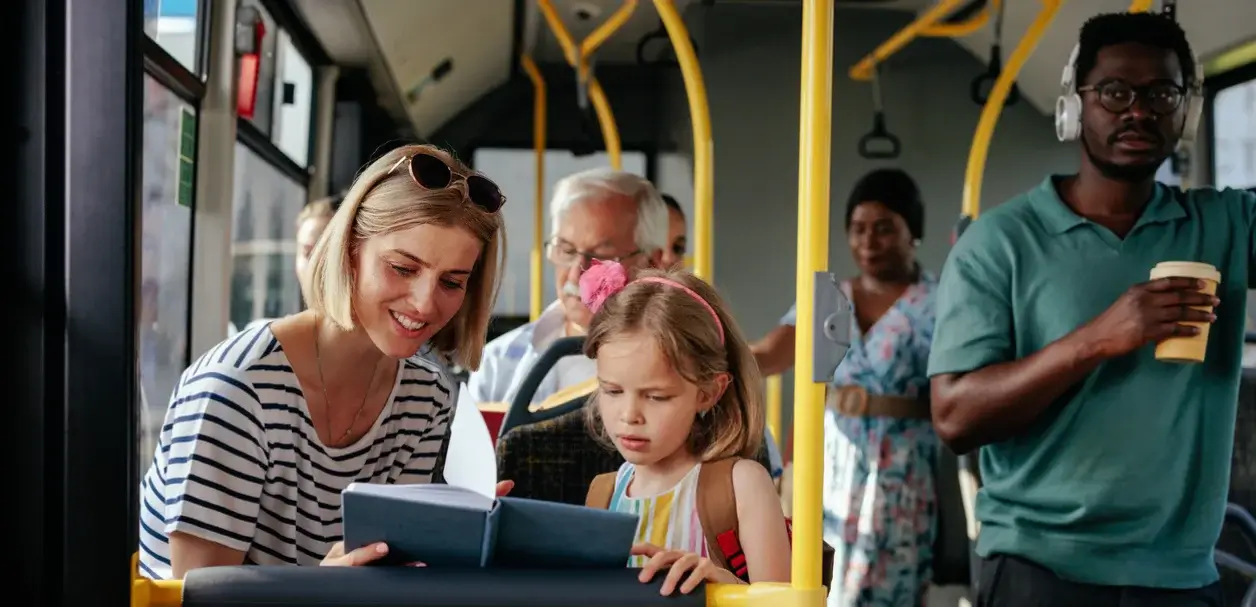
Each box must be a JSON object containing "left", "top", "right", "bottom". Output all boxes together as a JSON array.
[
  {"left": 391, "top": 152, "right": 506, "bottom": 213},
  {"left": 546, "top": 240, "right": 642, "bottom": 269},
  {"left": 1077, "top": 80, "right": 1186, "bottom": 116}
]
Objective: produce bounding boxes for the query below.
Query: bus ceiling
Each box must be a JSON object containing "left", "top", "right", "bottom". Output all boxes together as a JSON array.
[{"left": 288, "top": 0, "right": 1255, "bottom": 141}]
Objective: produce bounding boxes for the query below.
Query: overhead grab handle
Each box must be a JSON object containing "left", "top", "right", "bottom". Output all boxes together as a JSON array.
[
  {"left": 635, "top": 21, "right": 699, "bottom": 66},
  {"left": 858, "top": 70, "right": 901, "bottom": 160},
  {"left": 970, "top": 0, "right": 1020, "bottom": 106}
]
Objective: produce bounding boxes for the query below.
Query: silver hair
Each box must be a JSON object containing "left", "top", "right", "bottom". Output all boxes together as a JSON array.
[{"left": 549, "top": 167, "right": 669, "bottom": 253}]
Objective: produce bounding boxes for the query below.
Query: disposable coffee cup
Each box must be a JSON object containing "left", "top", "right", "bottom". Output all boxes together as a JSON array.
[{"left": 1149, "top": 261, "right": 1221, "bottom": 363}]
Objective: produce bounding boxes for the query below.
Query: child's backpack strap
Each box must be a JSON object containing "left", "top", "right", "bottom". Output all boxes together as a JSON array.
[
  {"left": 696, "top": 457, "right": 748, "bottom": 581},
  {"left": 586, "top": 472, "right": 618, "bottom": 509},
  {"left": 698, "top": 457, "right": 837, "bottom": 595}
]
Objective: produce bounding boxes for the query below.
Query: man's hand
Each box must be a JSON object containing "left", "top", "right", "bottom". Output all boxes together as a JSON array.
[{"left": 1080, "top": 277, "right": 1218, "bottom": 359}]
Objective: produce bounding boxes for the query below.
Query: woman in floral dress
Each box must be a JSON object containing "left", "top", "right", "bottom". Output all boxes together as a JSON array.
[{"left": 823, "top": 168, "right": 938, "bottom": 606}]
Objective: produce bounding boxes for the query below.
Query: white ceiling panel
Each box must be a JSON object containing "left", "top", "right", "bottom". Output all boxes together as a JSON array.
[{"left": 359, "top": 0, "right": 516, "bottom": 138}]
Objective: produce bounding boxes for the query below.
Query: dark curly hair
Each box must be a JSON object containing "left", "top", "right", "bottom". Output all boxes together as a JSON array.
[{"left": 1075, "top": 12, "right": 1195, "bottom": 87}]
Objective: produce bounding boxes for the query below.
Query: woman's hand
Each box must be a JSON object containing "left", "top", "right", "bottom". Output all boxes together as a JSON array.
[
  {"left": 631, "top": 543, "right": 744, "bottom": 595},
  {"left": 320, "top": 541, "right": 389, "bottom": 567}
]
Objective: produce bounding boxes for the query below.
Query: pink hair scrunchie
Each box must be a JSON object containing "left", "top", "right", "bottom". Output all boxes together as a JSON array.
[{"left": 579, "top": 260, "right": 629, "bottom": 314}]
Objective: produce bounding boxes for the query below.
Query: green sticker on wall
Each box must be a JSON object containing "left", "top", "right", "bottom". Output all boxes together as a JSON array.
[{"left": 177, "top": 108, "right": 196, "bottom": 208}]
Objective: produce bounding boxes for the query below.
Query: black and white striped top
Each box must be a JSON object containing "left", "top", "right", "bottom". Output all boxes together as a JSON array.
[{"left": 137, "top": 324, "right": 453, "bottom": 579}]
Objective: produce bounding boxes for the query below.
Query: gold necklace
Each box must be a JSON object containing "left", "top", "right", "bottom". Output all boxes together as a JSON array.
[{"left": 312, "top": 316, "right": 384, "bottom": 445}]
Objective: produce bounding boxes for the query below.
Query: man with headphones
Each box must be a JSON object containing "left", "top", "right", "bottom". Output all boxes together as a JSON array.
[{"left": 927, "top": 10, "right": 1255, "bottom": 605}]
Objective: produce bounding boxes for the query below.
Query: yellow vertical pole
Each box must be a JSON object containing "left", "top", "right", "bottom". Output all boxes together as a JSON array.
[
  {"left": 654, "top": 0, "right": 714, "bottom": 282},
  {"left": 792, "top": 0, "right": 833, "bottom": 597},
  {"left": 766, "top": 374, "right": 783, "bottom": 450},
  {"left": 521, "top": 56, "right": 547, "bottom": 321}
]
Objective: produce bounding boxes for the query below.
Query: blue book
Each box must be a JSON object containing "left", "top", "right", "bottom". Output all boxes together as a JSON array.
[{"left": 341, "top": 483, "right": 639, "bottom": 568}]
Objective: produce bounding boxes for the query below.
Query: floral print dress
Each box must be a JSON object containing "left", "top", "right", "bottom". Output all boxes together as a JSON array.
[{"left": 823, "top": 272, "right": 939, "bottom": 607}]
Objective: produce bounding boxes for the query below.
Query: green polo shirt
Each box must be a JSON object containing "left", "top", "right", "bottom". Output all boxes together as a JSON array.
[{"left": 928, "top": 176, "right": 1256, "bottom": 589}]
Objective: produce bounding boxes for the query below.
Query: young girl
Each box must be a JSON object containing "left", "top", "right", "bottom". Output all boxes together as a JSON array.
[{"left": 579, "top": 261, "right": 792, "bottom": 596}]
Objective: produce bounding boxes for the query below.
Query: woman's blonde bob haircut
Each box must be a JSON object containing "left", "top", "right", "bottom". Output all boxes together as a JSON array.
[{"left": 305, "top": 144, "right": 505, "bottom": 371}]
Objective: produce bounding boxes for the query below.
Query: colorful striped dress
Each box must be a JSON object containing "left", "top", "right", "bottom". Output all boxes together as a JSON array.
[{"left": 607, "top": 461, "right": 709, "bottom": 566}]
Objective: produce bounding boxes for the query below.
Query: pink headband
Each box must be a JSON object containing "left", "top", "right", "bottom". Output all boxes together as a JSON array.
[{"left": 579, "top": 260, "right": 725, "bottom": 344}]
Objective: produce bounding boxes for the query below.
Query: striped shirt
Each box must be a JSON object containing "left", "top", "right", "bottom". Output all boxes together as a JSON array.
[
  {"left": 609, "top": 462, "right": 709, "bottom": 566},
  {"left": 137, "top": 324, "right": 454, "bottom": 579}
]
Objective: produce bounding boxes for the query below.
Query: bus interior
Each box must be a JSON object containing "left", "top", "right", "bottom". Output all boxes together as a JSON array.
[{"left": 13, "top": 0, "right": 1256, "bottom": 605}]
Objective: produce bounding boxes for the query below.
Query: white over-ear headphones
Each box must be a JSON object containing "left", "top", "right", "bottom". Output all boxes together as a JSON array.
[{"left": 1054, "top": 42, "right": 1205, "bottom": 143}]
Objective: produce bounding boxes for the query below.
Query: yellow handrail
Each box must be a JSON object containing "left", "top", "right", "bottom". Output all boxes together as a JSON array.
[
  {"left": 1128, "top": 0, "right": 1155, "bottom": 12},
  {"left": 654, "top": 0, "right": 715, "bottom": 282},
  {"left": 521, "top": 55, "right": 547, "bottom": 321},
  {"left": 792, "top": 0, "right": 834, "bottom": 596},
  {"left": 536, "top": 0, "right": 633, "bottom": 170},
  {"left": 960, "top": 0, "right": 1063, "bottom": 219},
  {"left": 766, "top": 374, "right": 783, "bottom": 450},
  {"left": 131, "top": 553, "right": 181, "bottom": 607},
  {"left": 921, "top": 0, "right": 997, "bottom": 38},
  {"left": 850, "top": 0, "right": 968, "bottom": 81}
]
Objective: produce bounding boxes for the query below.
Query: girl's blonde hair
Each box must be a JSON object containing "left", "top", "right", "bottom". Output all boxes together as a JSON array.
[
  {"left": 583, "top": 269, "right": 764, "bottom": 461},
  {"left": 305, "top": 144, "right": 505, "bottom": 370}
]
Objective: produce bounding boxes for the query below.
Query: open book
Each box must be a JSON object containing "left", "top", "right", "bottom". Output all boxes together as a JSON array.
[
  {"left": 341, "top": 482, "right": 639, "bottom": 568},
  {"left": 341, "top": 392, "right": 638, "bottom": 568}
]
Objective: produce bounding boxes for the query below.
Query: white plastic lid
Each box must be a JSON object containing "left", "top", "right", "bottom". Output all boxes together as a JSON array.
[{"left": 1149, "top": 261, "right": 1221, "bottom": 283}]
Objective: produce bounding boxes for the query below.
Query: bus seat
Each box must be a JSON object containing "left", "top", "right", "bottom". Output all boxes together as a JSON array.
[
  {"left": 497, "top": 406, "right": 625, "bottom": 505},
  {"left": 932, "top": 445, "right": 972, "bottom": 587},
  {"left": 494, "top": 336, "right": 621, "bottom": 504}
]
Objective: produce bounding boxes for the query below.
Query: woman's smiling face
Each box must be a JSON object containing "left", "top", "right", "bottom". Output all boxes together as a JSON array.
[{"left": 352, "top": 222, "right": 483, "bottom": 358}]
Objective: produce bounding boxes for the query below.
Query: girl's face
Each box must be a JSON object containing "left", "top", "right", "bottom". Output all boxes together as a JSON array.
[
  {"left": 353, "top": 223, "right": 482, "bottom": 359},
  {"left": 595, "top": 331, "right": 723, "bottom": 469}
]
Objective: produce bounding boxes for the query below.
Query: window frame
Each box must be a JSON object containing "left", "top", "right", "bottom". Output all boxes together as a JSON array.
[
  {"left": 1204, "top": 60, "right": 1256, "bottom": 187},
  {"left": 18, "top": 0, "right": 144, "bottom": 602}
]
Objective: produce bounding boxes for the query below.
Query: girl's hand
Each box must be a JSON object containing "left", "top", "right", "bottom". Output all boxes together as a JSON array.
[
  {"left": 496, "top": 480, "right": 514, "bottom": 497},
  {"left": 631, "top": 543, "right": 745, "bottom": 595},
  {"left": 320, "top": 541, "right": 389, "bottom": 567}
]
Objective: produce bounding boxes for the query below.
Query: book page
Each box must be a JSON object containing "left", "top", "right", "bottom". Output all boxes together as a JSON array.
[
  {"left": 345, "top": 482, "right": 494, "bottom": 511},
  {"left": 441, "top": 388, "right": 500, "bottom": 500}
]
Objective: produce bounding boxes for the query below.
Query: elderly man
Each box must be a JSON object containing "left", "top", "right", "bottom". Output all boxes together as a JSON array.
[
  {"left": 463, "top": 168, "right": 670, "bottom": 407},
  {"left": 463, "top": 168, "right": 782, "bottom": 480}
]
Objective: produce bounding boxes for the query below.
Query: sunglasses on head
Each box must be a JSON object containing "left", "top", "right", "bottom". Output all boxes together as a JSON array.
[{"left": 392, "top": 152, "right": 506, "bottom": 213}]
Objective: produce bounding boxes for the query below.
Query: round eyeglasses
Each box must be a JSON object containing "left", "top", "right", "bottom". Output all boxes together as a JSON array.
[{"left": 1077, "top": 80, "right": 1186, "bottom": 116}]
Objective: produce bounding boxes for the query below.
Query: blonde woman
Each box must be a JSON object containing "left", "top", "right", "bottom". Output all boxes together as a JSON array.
[{"left": 138, "top": 144, "right": 509, "bottom": 579}]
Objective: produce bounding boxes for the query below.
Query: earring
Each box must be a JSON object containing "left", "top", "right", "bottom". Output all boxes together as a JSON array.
[{"left": 912, "top": 238, "right": 921, "bottom": 247}]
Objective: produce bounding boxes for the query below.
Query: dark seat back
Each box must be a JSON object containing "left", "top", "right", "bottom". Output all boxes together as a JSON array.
[{"left": 496, "top": 406, "right": 625, "bottom": 505}]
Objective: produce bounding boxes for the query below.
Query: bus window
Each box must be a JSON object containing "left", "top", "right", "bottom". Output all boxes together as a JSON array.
[
  {"left": 142, "top": 0, "right": 201, "bottom": 74},
  {"left": 138, "top": 74, "right": 197, "bottom": 463},
  {"left": 1213, "top": 77, "right": 1256, "bottom": 190},
  {"left": 229, "top": 142, "right": 307, "bottom": 330}
]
